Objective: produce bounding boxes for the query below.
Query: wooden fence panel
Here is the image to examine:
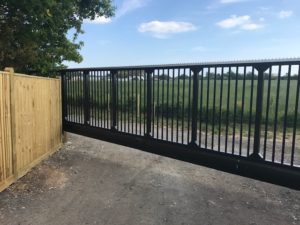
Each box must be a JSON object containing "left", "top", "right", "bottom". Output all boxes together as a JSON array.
[{"left": 0, "top": 69, "right": 62, "bottom": 191}]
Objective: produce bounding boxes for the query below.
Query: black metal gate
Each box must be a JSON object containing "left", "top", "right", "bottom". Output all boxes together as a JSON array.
[{"left": 61, "top": 59, "right": 300, "bottom": 190}]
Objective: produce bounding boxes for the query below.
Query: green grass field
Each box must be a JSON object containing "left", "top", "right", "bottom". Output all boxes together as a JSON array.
[{"left": 66, "top": 78, "right": 299, "bottom": 128}]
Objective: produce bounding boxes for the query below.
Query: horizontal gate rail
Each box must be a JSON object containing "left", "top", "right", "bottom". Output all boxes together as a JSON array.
[{"left": 60, "top": 58, "right": 300, "bottom": 190}]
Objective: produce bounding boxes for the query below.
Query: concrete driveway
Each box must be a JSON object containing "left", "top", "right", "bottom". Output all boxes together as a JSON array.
[{"left": 0, "top": 133, "right": 299, "bottom": 225}]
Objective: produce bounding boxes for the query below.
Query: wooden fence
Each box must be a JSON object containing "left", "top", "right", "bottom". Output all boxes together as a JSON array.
[{"left": 0, "top": 68, "right": 62, "bottom": 192}]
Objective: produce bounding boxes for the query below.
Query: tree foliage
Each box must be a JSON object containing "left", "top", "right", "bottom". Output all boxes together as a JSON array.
[{"left": 0, "top": 0, "right": 114, "bottom": 74}]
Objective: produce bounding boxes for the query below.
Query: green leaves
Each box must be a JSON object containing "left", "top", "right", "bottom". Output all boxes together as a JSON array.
[{"left": 0, "top": 0, "right": 115, "bottom": 75}]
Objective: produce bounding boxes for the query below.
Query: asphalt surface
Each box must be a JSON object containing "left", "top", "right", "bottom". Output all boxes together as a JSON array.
[{"left": 0, "top": 133, "right": 299, "bottom": 225}]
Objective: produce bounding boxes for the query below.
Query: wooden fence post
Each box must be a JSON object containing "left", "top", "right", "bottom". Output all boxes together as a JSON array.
[{"left": 4, "top": 67, "right": 17, "bottom": 178}]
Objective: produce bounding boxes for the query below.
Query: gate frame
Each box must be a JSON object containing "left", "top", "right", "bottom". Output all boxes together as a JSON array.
[{"left": 61, "top": 58, "right": 300, "bottom": 190}]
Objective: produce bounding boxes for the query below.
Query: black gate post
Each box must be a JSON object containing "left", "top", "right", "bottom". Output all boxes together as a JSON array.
[
  {"left": 251, "top": 64, "right": 269, "bottom": 160},
  {"left": 83, "top": 70, "right": 90, "bottom": 125},
  {"left": 111, "top": 70, "right": 117, "bottom": 131},
  {"left": 145, "top": 69, "right": 154, "bottom": 137},
  {"left": 61, "top": 71, "right": 67, "bottom": 127},
  {"left": 189, "top": 66, "right": 202, "bottom": 147}
]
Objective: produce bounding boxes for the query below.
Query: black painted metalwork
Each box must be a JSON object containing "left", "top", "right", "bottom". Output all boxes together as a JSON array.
[{"left": 60, "top": 59, "right": 300, "bottom": 190}]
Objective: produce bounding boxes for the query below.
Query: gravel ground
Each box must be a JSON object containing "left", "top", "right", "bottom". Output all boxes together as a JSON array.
[{"left": 0, "top": 133, "right": 299, "bottom": 225}]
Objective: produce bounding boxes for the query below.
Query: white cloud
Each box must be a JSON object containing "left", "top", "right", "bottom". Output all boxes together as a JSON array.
[
  {"left": 118, "top": 0, "right": 148, "bottom": 17},
  {"left": 216, "top": 15, "right": 263, "bottom": 30},
  {"left": 217, "top": 15, "right": 250, "bottom": 28},
  {"left": 220, "top": 0, "right": 248, "bottom": 4},
  {"left": 138, "top": 21, "right": 197, "bottom": 38},
  {"left": 83, "top": 16, "right": 112, "bottom": 24},
  {"left": 241, "top": 23, "right": 262, "bottom": 30},
  {"left": 279, "top": 10, "right": 293, "bottom": 19}
]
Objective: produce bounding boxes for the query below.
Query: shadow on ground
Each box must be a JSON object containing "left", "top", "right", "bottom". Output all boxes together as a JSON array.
[{"left": 0, "top": 133, "right": 299, "bottom": 225}]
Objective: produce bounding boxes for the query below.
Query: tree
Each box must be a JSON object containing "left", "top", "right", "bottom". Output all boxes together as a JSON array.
[{"left": 0, "top": 0, "right": 115, "bottom": 74}]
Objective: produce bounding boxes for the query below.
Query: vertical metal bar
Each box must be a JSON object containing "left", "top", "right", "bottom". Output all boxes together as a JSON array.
[
  {"left": 81, "top": 72, "right": 84, "bottom": 124},
  {"left": 74, "top": 72, "right": 77, "bottom": 123},
  {"left": 98, "top": 72, "right": 101, "bottom": 127},
  {"left": 97, "top": 71, "right": 100, "bottom": 127},
  {"left": 111, "top": 70, "right": 117, "bottom": 130},
  {"left": 205, "top": 68, "right": 210, "bottom": 149},
  {"left": 73, "top": 72, "right": 76, "bottom": 123},
  {"left": 157, "top": 70, "right": 160, "bottom": 139},
  {"left": 152, "top": 69, "right": 155, "bottom": 136},
  {"left": 74, "top": 72, "right": 78, "bottom": 123},
  {"left": 176, "top": 69, "right": 180, "bottom": 143},
  {"left": 122, "top": 71, "right": 125, "bottom": 131},
  {"left": 135, "top": 70, "right": 138, "bottom": 134},
  {"left": 247, "top": 67, "right": 255, "bottom": 156},
  {"left": 263, "top": 67, "right": 272, "bottom": 159},
  {"left": 120, "top": 71, "right": 123, "bottom": 131},
  {"left": 212, "top": 67, "right": 217, "bottom": 149},
  {"left": 239, "top": 67, "right": 247, "bottom": 155},
  {"left": 171, "top": 69, "right": 175, "bottom": 142},
  {"left": 127, "top": 70, "right": 130, "bottom": 132},
  {"left": 123, "top": 71, "right": 126, "bottom": 131},
  {"left": 92, "top": 71, "right": 95, "bottom": 125},
  {"left": 91, "top": 71, "right": 94, "bottom": 126},
  {"left": 272, "top": 66, "right": 282, "bottom": 162},
  {"left": 144, "top": 71, "right": 146, "bottom": 135},
  {"left": 70, "top": 72, "right": 74, "bottom": 122},
  {"left": 187, "top": 69, "right": 192, "bottom": 144},
  {"left": 162, "top": 69, "right": 165, "bottom": 140},
  {"left": 75, "top": 71, "right": 79, "bottom": 124},
  {"left": 106, "top": 71, "right": 108, "bottom": 127},
  {"left": 190, "top": 67, "right": 201, "bottom": 146},
  {"left": 101, "top": 71, "right": 104, "bottom": 127},
  {"left": 105, "top": 71, "right": 107, "bottom": 127},
  {"left": 93, "top": 71, "right": 96, "bottom": 125},
  {"left": 139, "top": 70, "right": 142, "bottom": 135},
  {"left": 105, "top": 71, "right": 108, "bottom": 128},
  {"left": 218, "top": 67, "right": 224, "bottom": 152},
  {"left": 89, "top": 71, "right": 92, "bottom": 125},
  {"left": 67, "top": 72, "right": 70, "bottom": 122},
  {"left": 199, "top": 69, "right": 204, "bottom": 147},
  {"left": 252, "top": 64, "right": 269, "bottom": 159},
  {"left": 128, "top": 72, "right": 131, "bottom": 131},
  {"left": 115, "top": 71, "right": 118, "bottom": 129},
  {"left": 291, "top": 65, "right": 300, "bottom": 166},
  {"left": 146, "top": 69, "right": 153, "bottom": 137},
  {"left": 166, "top": 69, "right": 170, "bottom": 141},
  {"left": 182, "top": 68, "right": 186, "bottom": 144},
  {"left": 67, "top": 72, "right": 71, "bottom": 122},
  {"left": 232, "top": 67, "right": 239, "bottom": 154},
  {"left": 281, "top": 64, "right": 291, "bottom": 164},
  {"left": 103, "top": 71, "right": 106, "bottom": 128},
  {"left": 109, "top": 71, "right": 112, "bottom": 128},
  {"left": 95, "top": 71, "right": 98, "bottom": 126},
  {"left": 225, "top": 67, "right": 231, "bottom": 153},
  {"left": 83, "top": 70, "right": 90, "bottom": 125}
]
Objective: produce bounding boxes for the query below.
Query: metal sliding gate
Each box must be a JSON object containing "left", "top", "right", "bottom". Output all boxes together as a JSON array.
[{"left": 61, "top": 59, "right": 300, "bottom": 189}]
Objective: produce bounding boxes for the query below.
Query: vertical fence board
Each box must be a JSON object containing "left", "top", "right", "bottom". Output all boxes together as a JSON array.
[{"left": 0, "top": 71, "right": 14, "bottom": 190}]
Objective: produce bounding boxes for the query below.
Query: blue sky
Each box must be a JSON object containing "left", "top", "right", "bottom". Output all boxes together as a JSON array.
[{"left": 66, "top": 0, "right": 300, "bottom": 68}]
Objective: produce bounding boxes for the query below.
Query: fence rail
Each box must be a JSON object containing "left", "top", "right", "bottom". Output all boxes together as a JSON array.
[
  {"left": 0, "top": 68, "right": 62, "bottom": 192},
  {"left": 61, "top": 59, "right": 300, "bottom": 189}
]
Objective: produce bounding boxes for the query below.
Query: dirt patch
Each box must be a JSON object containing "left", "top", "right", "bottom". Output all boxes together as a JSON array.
[{"left": 8, "top": 164, "right": 69, "bottom": 196}]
